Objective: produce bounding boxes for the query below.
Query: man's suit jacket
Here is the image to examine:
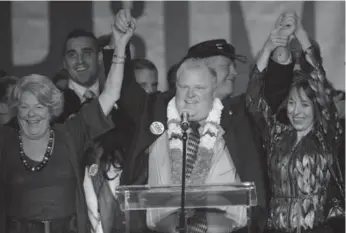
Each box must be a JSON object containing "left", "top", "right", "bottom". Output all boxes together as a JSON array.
[
  {"left": 54, "top": 78, "right": 135, "bottom": 157},
  {"left": 114, "top": 53, "right": 294, "bottom": 232}
]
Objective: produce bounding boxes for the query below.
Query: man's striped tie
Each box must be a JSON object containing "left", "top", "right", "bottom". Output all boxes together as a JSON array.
[
  {"left": 185, "top": 123, "right": 200, "bottom": 180},
  {"left": 184, "top": 123, "right": 208, "bottom": 233},
  {"left": 83, "top": 89, "right": 96, "bottom": 103}
]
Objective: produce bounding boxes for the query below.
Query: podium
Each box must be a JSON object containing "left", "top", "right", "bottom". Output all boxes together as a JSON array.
[{"left": 115, "top": 182, "right": 258, "bottom": 233}]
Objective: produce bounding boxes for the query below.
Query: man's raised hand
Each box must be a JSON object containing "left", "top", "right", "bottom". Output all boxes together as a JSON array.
[{"left": 112, "top": 9, "right": 136, "bottom": 51}]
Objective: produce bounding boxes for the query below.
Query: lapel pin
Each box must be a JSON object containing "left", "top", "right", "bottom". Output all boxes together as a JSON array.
[
  {"left": 67, "top": 113, "right": 76, "bottom": 120},
  {"left": 150, "top": 121, "right": 165, "bottom": 135},
  {"left": 229, "top": 110, "right": 233, "bottom": 116},
  {"left": 88, "top": 164, "right": 99, "bottom": 176}
]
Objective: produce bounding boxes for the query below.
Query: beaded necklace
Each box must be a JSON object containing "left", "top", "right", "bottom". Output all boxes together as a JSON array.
[{"left": 18, "top": 129, "right": 54, "bottom": 172}]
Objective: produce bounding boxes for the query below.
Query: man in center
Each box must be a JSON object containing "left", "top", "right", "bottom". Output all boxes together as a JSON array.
[
  {"left": 146, "top": 57, "right": 253, "bottom": 233},
  {"left": 112, "top": 9, "right": 295, "bottom": 233}
]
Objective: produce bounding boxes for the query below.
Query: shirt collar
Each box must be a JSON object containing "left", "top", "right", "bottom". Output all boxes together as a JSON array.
[{"left": 68, "top": 79, "right": 100, "bottom": 102}]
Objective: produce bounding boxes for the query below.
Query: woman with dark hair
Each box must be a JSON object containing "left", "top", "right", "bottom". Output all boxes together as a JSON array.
[
  {"left": 246, "top": 12, "right": 344, "bottom": 233},
  {"left": 83, "top": 132, "right": 125, "bottom": 233}
]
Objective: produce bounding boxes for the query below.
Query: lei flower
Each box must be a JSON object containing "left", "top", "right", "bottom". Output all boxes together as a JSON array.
[{"left": 166, "top": 97, "right": 224, "bottom": 184}]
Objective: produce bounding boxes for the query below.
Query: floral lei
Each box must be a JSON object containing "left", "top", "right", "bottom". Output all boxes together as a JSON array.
[{"left": 166, "top": 97, "right": 224, "bottom": 185}]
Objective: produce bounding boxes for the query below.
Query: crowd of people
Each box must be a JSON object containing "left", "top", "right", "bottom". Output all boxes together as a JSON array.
[{"left": 0, "top": 8, "right": 345, "bottom": 233}]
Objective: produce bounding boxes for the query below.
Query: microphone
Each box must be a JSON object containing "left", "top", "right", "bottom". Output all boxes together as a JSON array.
[
  {"left": 180, "top": 112, "right": 190, "bottom": 131},
  {"left": 179, "top": 112, "right": 189, "bottom": 233}
]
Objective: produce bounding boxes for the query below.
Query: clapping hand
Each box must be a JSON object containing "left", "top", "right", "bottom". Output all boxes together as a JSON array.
[
  {"left": 276, "top": 11, "right": 312, "bottom": 51},
  {"left": 256, "top": 16, "right": 291, "bottom": 71},
  {"left": 275, "top": 11, "right": 297, "bottom": 38},
  {"left": 263, "top": 11, "right": 299, "bottom": 53},
  {"left": 263, "top": 26, "right": 290, "bottom": 53},
  {"left": 267, "top": 11, "right": 299, "bottom": 64},
  {"left": 112, "top": 9, "right": 136, "bottom": 52},
  {"left": 292, "top": 13, "right": 311, "bottom": 51}
]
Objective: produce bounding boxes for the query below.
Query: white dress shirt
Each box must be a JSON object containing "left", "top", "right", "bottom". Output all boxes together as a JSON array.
[
  {"left": 68, "top": 79, "right": 100, "bottom": 103},
  {"left": 68, "top": 79, "right": 118, "bottom": 109},
  {"left": 146, "top": 131, "right": 247, "bottom": 232}
]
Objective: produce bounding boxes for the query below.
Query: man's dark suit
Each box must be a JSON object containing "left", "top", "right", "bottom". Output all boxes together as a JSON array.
[
  {"left": 54, "top": 52, "right": 135, "bottom": 157},
  {"left": 109, "top": 50, "right": 294, "bottom": 232},
  {"left": 55, "top": 88, "right": 135, "bottom": 157}
]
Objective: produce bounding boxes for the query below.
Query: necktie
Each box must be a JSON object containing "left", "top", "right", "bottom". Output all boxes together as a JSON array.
[
  {"left": 83, "top": 89, "right": 96, "bottom": 103},
  {"left": 183, "top": 123, "right": 208, "bottom": 233},
  {"left": 185, "top": 123, "right": 200, "bottom": 181}
]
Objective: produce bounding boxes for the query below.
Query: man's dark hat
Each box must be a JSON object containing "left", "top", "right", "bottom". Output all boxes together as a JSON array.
[{"left": 184, "top": 39, "right": 247, "bottom": 63}]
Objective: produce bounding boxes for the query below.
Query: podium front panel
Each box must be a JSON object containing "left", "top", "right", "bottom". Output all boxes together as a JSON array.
[
  {"left": 115, "top": 182, "right": 258, "bottom": 233},
  {"left": 116, "top": 182, "right": 257, "bottom": 211}
]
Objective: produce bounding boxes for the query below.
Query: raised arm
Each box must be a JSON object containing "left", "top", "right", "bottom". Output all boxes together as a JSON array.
[
  {"left": 306, "top": 59, "right": 345, "bottom": 225},
  {"left": 292, "top": 14, "right": 343, "bottom": 151},
  {"left": 112, "top": 9, "right": 149, "bottom": 124},
  {"left": 262, "top": 12, "right": 297, "bottom": 115},
  {"left": 285, "top": 13, "right": 341, "bottom": 148},
  {"left": 98, "top": 10, "right": 136, "bottom": 116},
  {"left": 63, "top": 14, "right": 135, "bottom": 156},
  {"left": 99, "top": 9, "right": 147, "bottom": 126},
  {"left": 246, "top": 20, "right": 292, "bottom": 144},
  {"left": 308, "top": 67, "right": 342, "bottom": 152}
]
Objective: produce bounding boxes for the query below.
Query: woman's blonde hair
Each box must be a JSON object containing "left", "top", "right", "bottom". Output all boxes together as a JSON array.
[{"left": 9, "top": 74, "right": 64, "bottom": 119}]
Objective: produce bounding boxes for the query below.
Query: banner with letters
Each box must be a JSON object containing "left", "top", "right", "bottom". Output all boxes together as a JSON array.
[{"left": 0, "top": 1, "right": 344, "bottom": 93}]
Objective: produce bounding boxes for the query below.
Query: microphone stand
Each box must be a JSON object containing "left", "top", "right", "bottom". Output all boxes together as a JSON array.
[{"left": 178, "top": 128, "right": 188, "bottom": 233}]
